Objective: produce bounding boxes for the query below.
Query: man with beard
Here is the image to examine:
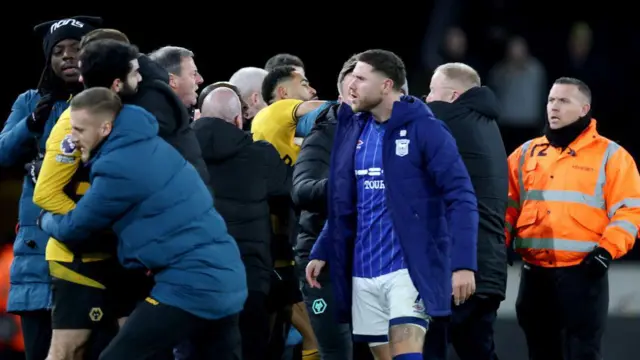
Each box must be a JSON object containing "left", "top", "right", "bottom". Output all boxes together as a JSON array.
[
  {"left": 252, "top": 66, "right": 327, "bottom": 360},
  {"left": 33, "top": 39, "right": 142, "bottom": 360},
  {"left": 229, "top": 67, "right": 268, "bottom": 131},
  {"left": 0, "top": 16, "right": 100, "bottom": 360},
  {"left": 422, "top": 62, "right": 508, "bottom": 360},
  {"left": 306, "top": 50, "right": 478, "bottom": 360}
]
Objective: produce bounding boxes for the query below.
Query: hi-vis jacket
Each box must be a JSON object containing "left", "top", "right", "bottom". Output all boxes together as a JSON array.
[{"left": 505, "top": 120, "right": 640, "bottom": 267}]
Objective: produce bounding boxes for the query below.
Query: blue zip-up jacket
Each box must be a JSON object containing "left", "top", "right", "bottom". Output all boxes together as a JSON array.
[
  {"left": 0, "top": 89, "right": 69, "bottom": 312},
  {"left": 310, "top": 96, "right": 478, "bottom": 321},
  {"left": 40, "top": 105, "right": 247, "bottom": 320}
]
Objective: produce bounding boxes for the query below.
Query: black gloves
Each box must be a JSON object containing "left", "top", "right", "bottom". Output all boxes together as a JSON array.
[
  {"left": 24, "top": 155, "right": 44, "bottom": 185},
  {"left": 582, "top": 247, "right": 612, "bottom": 278},
  {"left": 27, "top": 94, "right": 57, "bottom": 134}
]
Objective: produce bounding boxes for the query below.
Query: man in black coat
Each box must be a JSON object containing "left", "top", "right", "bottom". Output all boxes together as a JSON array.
[
  {"left": 79, "top": 29, "right": 211, "bottom": 188},
  {"left": 132, "top": 54, "right": 210, "bottom": 186},
  {"left": 190, "top": 87, "right": 291, "bottom": 360},
  {"left": 292, "top": 57, "right": 359, "bottom": 360},
  {"left": 423, "top": 62, "right": 508, "bottom": 360}
]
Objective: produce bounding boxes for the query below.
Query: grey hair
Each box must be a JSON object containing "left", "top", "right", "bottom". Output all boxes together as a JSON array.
[
  {"left": 229, "top": 67, "right": 268, "bottom": 100},
  {"left": 148, "top": 46, "right": 194, "bottom": 75}
]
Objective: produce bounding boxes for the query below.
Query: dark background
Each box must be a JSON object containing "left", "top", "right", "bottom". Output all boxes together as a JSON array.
[{"left": 1, "top": 1, "right": 638, "bottom": 359}]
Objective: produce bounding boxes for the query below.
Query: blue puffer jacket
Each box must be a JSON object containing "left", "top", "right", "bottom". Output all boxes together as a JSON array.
[
  {"left": 0, "top": 89, "right": 69, "bottom": 312},
  {"left": 41, "top": 105, "right": 248, "bottom": 320}
]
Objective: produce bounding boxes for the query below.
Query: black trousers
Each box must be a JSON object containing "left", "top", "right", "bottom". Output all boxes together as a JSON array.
[
  {"left": 516, "top": 263, "right": 608, "bottom": 360},
  {"left": 299, "top": 262, "right": 353, "bottom": 360},
  {"left": 422, "top": 295, "right": 500, "bottom": 360},
  {"left": 100, "top": 300, "right": 241, "bottom": 360},
  {"left": 20, "top": 310, "right": 51, "bottom": 360},
  {"left": 239, "top": 291, "right": 271, "bottom": 360}
]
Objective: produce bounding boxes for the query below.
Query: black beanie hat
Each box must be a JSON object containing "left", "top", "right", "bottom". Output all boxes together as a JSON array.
[{"left": 33, "top": 16, "right": 103, "bottom": 61}]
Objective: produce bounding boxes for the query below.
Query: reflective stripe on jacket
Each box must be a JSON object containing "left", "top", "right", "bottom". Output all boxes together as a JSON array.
[{"left": 505, "top": 120, "right": 640, "bottom": 267}]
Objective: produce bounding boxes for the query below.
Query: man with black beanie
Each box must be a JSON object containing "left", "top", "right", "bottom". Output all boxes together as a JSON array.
[{"left": 0, "top": 16, "right": 100, "bottom": 360}]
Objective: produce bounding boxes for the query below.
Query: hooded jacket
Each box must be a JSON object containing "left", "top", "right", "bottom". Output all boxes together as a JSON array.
[
  {"left": 131, "top": 55, "right": 210, "bottom": 188},
  {"left": 193, "top": 117, "right": 291, "bottom": 294},
  {"left": 0, "top": 90, "right": 69, "bottom": 312},
  {"left": 40, "top": 105, "right": 247, "bottom": 320},
  {"left": 428, "top": 86, "right": 508, "bottom": 299},
  {"left": 310, "top": 96, "right": 478, "bottom": 321}
]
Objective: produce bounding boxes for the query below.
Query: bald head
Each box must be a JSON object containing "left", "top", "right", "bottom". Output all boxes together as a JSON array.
[
  {"left": 229, "top": 67, "right": 268, "bottom": 119},
  {"left": 426, "top": 62, "right": 480, "bottom": 103},
  {"left": 201, "top": 87, "right": 243, "bottom": 127}
]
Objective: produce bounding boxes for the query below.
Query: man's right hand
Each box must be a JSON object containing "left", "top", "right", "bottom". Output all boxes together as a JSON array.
[
  {"left": 305, "top": 259, "right": 326, "bottom": 289},
  {"left": 27, "top": 94, "right": 56, "bottom": 133}
]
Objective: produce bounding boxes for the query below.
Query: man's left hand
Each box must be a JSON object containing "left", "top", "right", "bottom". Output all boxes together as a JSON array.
[
  {"left": 452, "top": 270, "right": 476, "bottom": 306},
  {"left": 582, "top": 247, "right": 612, "bottom": 278}
]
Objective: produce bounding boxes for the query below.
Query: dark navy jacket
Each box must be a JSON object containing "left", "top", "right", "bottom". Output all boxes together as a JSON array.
[
  {"left": 40, "top": 105, "right": 247, "bottom": 320},
  {"left": 310, "top": 96, "right": 478, "bottom": 320}
]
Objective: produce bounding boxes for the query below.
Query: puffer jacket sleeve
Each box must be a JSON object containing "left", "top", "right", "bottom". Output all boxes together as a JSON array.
[
  {"left": 422, "top": 120, "right": 479, "bottom": 272},
  {"left": 291, "top": 123, "right": 332, "bottom": 214},
  {"left": 0, "top": 91, "right": 37, "bottom": 166},
  {"left": 40, "top": 158, "right": 135, "bottom": 243}
]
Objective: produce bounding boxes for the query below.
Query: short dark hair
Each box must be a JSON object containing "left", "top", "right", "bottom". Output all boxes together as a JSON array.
[
  {"left": 357, "top": 49, "right": 406, "bottom": 91},
  {"left": 80, "top": 39, "right": 139, "bottom": 89},
  {"left": 554, "top": 77, "right": 592, "bottom": 102},
  {"left": 337, "top": 55, "right": 358, "bottom": 95},
  {"left": 198, "top": 81, "right": 247, "bottom": 116},
  {"left": 261, "top": 66, "right": 297, "bottom": 105},
  {"left": 80, "top": 28, "right": 130, "bottom": 49},
  {"left": 265, "top": 53, "right": 304, "bottom": 72},
  {"left": 70, "top": 87, "right": 122, "bottom": 117},
  {"left": 149, "top": 46, "right": 194, "bottom": 75}
]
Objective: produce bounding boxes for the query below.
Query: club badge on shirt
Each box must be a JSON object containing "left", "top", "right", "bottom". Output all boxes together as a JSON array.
[{"left": 395, "top": 139, "right": 410, "bottom": 157}]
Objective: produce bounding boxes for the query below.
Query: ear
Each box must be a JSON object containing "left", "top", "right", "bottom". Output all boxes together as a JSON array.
[
  {"left": 338, "top": 94, "right": 343, "bottom": 103},
  {"left": 168, "top": 73, "right": 178, "bottom": 89},
  {"left": 235, "top": 114, "right": 243, "bottom": 129},
  {"left": 450, "top": 90, "right": 460, "bottom": 102},
  {"left": 581, "top": 103, "right": 591, "bottom": 117},
  {"left": 110, "top": 78, "right": 122, "bottom": 93},
  {"left": 249, "top": 92, "right": 260, "bottom": 106},
  {"left": 100, "top": 121, "right": 113, "bottom": 137},
  {"left": 276, "top": 86, "right": 288, "bottom": 100},
  {"left": 382, "top": 79, "right": 394, "bottom": 94}
]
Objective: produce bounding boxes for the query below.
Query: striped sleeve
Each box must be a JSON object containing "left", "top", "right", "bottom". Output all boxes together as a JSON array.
[{"left": 600, "top": 145, "right": 640, "bottom": 258}]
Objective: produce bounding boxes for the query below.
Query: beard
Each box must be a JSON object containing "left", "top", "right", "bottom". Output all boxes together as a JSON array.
[
  {"left": 351, "top": 94, "right": 382, "bottom": 113},
  {"left": 118, "top": 83, "right": 138, "bottom": 102}
]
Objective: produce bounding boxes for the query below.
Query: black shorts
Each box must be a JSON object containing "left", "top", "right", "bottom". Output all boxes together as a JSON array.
[
  {"left": 266, "top": 265, "right": 303, "bottom": 312},
  {"left": 50, "top": 259, "right": 154, "bottom": 330}
]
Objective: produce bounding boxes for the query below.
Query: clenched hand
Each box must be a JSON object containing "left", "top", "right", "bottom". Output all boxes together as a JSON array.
[{"left": 452, "top": 269, "right": 476, "bottom": 305}]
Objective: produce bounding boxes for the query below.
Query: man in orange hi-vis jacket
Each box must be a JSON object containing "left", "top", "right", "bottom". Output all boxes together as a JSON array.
[{"left": 505, "top": 77, "right": 640, "bottom": 360}]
